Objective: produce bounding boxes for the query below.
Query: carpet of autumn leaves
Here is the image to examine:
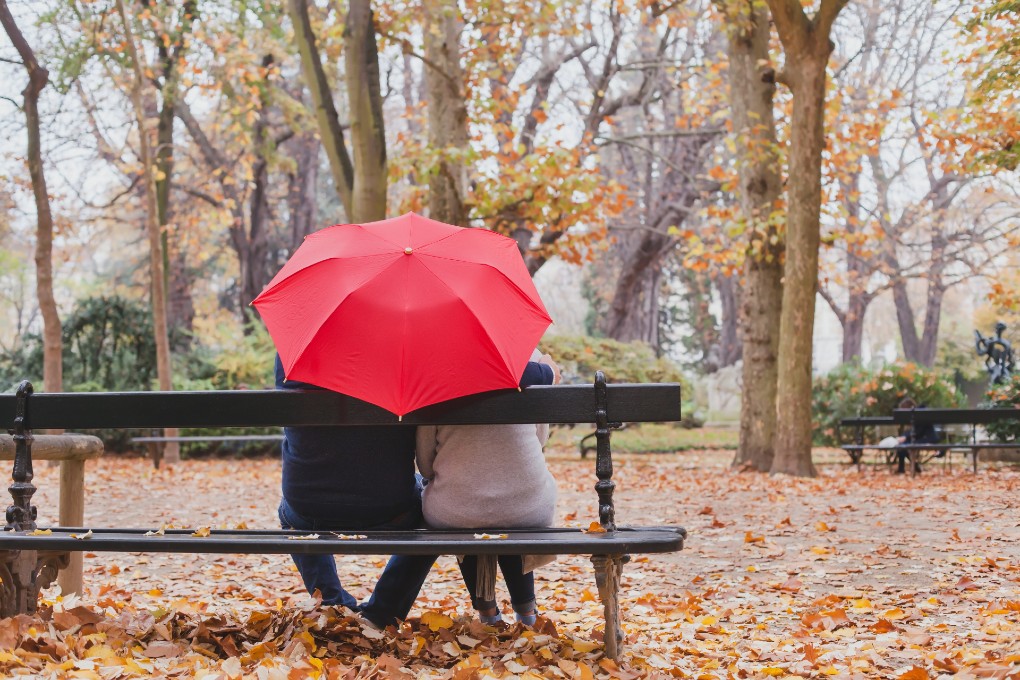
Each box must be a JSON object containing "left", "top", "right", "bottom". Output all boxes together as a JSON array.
[{"left": 4, "top": 442, "right": 1020, "bottom": 679}]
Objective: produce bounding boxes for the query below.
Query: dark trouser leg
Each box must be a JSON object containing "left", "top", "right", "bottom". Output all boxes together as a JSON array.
[
  {"left": 896, "top": 449, "right": 907, "bottom": 473},
  {"left": 497, "top": 555, "right": 536, "bottom": 615},
  {"left": 277, "top": 500, "right": 356, "bottom": 608},
  {"left": 360, "top": 553, "right": 437, "bottom": 627},
  {"left": 458, "top": 555, "right": 497, "bottom": 612}
]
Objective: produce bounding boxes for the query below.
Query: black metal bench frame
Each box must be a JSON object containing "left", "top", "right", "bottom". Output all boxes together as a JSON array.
[{"left": 1, "top": 372, "right": 684, "bottom": 659}]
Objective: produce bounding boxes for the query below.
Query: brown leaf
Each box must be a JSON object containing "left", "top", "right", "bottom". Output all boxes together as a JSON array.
[{"left": 896, "top": 666, "right": 930, "bottom": 680}]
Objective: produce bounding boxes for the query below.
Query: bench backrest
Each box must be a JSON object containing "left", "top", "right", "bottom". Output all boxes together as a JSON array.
[
  {"left": 1, "top": 382, "right": 681, "bottom": 429},
  {"left": 839, "top": 416, "right": 896, "bottom": 427},
  {"left": 3, "top": 375, "right": 681, "bottom": 532},
  {"left": 892, "top": 408, "right": 1020, "bottom": 426}
]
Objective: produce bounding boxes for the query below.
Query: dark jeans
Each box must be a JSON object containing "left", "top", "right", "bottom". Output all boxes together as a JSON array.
[
  {"left": 278, "top": 498, "right": 437, "bottom": 627},
  {"left": 458, "top": 554, "right": 536, "bottom": 614}
]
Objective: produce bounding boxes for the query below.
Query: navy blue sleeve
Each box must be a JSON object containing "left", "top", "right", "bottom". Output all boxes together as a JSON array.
[{"left": 520, "top": 361, "right": 553, "bottom": 387}]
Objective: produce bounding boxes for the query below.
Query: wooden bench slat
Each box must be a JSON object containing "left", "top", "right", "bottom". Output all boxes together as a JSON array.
[
  {"left": 0, "top": 526, "right": 686, "bottom": 555},
  {"left": 0, "top": 384, "right": 682, "bottom": 429}
]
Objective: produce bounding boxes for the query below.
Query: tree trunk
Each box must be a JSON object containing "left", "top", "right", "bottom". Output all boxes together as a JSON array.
[
  {"left": 286, "top": 132, "right": 320, "bottom": 252},
  {"left": 344, "top": 0, "right": 387, "bottom": 222},
  {"left": 767, "top": 0, "right": 848, "bottom": 477},
  {"left": 423, "top": 0, "right": 470, "bottom": 227},
  {"left": 601, "top": 231, "right": 670, "bottom": 346},
  {"left": 117, "top": 0, "right": 178, "bottom": 464},
  {"left": 154, "top": 1, "right": 196, "bottom": 342},
  {"left": 718, "top": 0, "right": 784, "bottom": 472},
  {"left": 715, "top": 274, "right": 743, "bottom": 367},
  {"left": 288, "top": 0, "right": 355, "bottom": 217},
  {"left": 0, "top": 2, "right": 62, "bottom": 396},
  {"left": 842, "top": 296, "right": 866, "bottom": 363}
]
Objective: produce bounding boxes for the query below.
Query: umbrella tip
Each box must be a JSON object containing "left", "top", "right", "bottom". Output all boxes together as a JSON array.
[
  {"left": 398, "top": 415, "right": 403, "bottom": 422},
  {"left": 518, "top": 387, "right": 522, "bottom": 392}
]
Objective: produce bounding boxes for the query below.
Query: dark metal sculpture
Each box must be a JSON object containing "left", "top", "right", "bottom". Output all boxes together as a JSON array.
[{"left": 975, "top": 322, "right": 1015, "bottom": 386}]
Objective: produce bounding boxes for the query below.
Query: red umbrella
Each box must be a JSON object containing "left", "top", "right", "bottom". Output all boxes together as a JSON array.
[{"left": 252, "top": 212, "right": 552, "bottom": 416}]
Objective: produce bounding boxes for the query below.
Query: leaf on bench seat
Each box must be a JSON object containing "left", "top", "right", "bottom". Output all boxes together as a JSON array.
[
  {"left": 30, "top": 529, "right": 52, "bottom": 535},
  {"left": 287, "top": 534, "right": 320, "bottom": 540},
  {"left": 583, "top": 522, "right": 607, "bottom": 534},
  {"left": 190, "top": 527, "right": 211, "bottom": 538},
  {"left": 473, "top": 532, "right": 509, "bottom": 539},
  {"left": 328, "top": 533, "right": 367, "bottom": 540},
  {"left": 72, "top": 530, "right": 93, "bottom": 540},
  {"left": 145, "top": 527, "right": 166, "bottom": 536}
]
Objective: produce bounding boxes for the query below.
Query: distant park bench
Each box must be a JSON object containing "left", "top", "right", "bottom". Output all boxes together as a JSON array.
[
  {"left": 131, "top": 433, "right": 284, "bottom": 467},
  {"left": 840, "top": 408, "right": 1020, "bottom": 474},
  {"left": 1, "top": 374, "right": 685, "bottom": 659}
]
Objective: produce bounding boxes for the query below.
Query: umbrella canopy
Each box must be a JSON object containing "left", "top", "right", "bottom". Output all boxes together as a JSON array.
[{"left": 252, "top": 212, "right": 552, "bottom": 416}]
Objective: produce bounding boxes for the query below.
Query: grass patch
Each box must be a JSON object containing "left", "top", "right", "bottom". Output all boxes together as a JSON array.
[{"left": 551, "top": 423, "right": 739, "bottom": 454}]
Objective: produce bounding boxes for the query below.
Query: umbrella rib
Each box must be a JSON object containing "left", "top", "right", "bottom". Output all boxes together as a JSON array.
[
  {"left": 416, "top": 254, "right": 552, "bottom": 323},
  {"left": 285, "top": 255, "right": 408, "bottom": 377},
  {"left": 413, "top": 257, "right": 535, "bottom": 383}
]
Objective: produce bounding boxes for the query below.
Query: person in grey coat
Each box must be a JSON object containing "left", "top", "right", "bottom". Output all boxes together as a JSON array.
[{"left": 416, "top": 349, "right": 560, "bottom": 625}]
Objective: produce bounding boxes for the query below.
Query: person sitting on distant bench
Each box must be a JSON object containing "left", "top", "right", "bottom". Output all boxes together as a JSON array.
[{"left": 894, "top": 397, "right": 940, "bottom": 474}]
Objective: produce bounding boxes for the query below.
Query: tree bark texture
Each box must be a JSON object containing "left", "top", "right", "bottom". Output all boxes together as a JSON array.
[
  {"left": 718, "top": 0, "right": 784, "bottom": 472},
  {"left": 767, "top": 0, "right": 848, "bottom": 477},
  {"left": 0, "top": 2, "right": 62, "bottom": 395},
  {"left": 344, "top": 0, "right": 387, "bottom": 222},
  {"left": 153, "top": 1, "right": 197, "bottom": 339},
  {"left": 116, "top": 0, "right": 179, "bottom": 463},
  {"left": 286, "top": 132, "right": 320, "bottom": 251},
  {"left": 714, "top": 274, "right": 743, "bottom": 368},
  {"left": 288, "top": 0, "right": 355, "bottom": 217},
  {"left": 423, "top": 0, "right": 470, "bottom": 227}
]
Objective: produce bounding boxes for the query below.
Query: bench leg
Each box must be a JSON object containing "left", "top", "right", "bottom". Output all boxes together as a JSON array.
[
  {"left": 592, "top": 554, "right": 626, "bottom": 660},
  {"left": 58, "top": 459, "right": 87, "bottom": 595},
  {"left": 972, "top": 449, "right": 978, "bottom": 474},
  {"left": 0, "top": 549, "right": 69, "bottom": 617}
]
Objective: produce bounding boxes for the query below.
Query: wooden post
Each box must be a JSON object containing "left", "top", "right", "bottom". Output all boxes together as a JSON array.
[{"left": 1, "top": 433, "right": 103, "bottom": 595}]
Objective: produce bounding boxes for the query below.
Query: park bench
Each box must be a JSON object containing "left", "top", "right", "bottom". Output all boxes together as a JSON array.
[
  {"left": 891, "top": 407, "right": 1020, "bottom": 475},
  {"left": 131, "top": 433, "right": 284, "bottom": 467},
  {"left": 840, "top": 409, "right": 1020, "bottom": 474},
  {"left": 0, "top": 373, "right": 684, "bottom": 659}
]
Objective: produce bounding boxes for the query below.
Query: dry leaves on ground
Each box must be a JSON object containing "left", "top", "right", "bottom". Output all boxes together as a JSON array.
[{"left": 4, "top": 449, "right": 1019, "bottom": 678}]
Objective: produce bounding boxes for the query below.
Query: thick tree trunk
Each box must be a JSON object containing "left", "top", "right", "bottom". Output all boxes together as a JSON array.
[
  {"left": 767, "top": 0, "right": 848, "bottom": 477},
  {"left": 423, "top": 0, "right": 469, "bottom": 227},
  {"left": 288, "top": 0, "right": 355, "bottom": 217},
  {"left": 771, "top": 54, "right": 827, "bottom": 477},
  {"left": 117, "top": 0, "right": 178, "bottom": 463},
  {"left": 718, "top": 0, "right": 784, "bottom": 472},
  {"left": 345, "top": 0, "right": 387, "bottom": 222},
  {"left": 0, "top": 2, "right": 62, "bottom": 396}
]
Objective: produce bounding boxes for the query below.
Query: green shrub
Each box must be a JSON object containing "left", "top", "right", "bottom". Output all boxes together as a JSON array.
[
  {"left": 813, "top": 361, "right": 963, "bottom": 446},
  {"left": 541, "top": 334, "right": 690, "bottom": 387},
  {"left": 981, "top": 375, "right": 1020, "bottom": 442},
  {"left": 540, "top": 334, "right": 696, "bottom": 424}
]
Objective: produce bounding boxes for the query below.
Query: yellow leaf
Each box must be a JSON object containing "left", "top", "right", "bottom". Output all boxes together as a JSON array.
[
  {"left": 585, "top": 521, "right": 607, "bottom": 534},
  {"left": 191, "top": 526, "right": 211, "bottom": 537},
  {"left": 30, "top": 529, "right": 52, "bottom": 535},
  {"left": 421, "top": 611, "right": 454, "bottom": 631},
  {"left": 287, "top": 533, "right": 320, "bottom": 540},
  {"left": 571, "top": 639, "right": 601, "bottom": 653},
  {"left": 762, "top": 668, "right": 786, "bottom": 677},
  {"left": 72, "top": 530, "right": 94, "bottom": 540}
]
